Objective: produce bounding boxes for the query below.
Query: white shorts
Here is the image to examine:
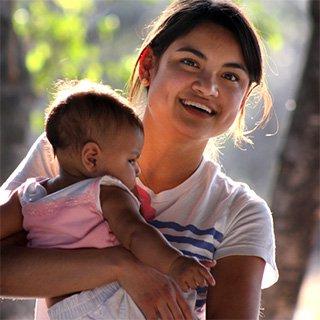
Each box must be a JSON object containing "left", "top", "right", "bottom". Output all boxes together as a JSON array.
[
  {"left": 48, "top": 282, "right": 144, "bottom": 320},
  {"left": 48, "top": 281, "right": 197, "bottom": 320}
]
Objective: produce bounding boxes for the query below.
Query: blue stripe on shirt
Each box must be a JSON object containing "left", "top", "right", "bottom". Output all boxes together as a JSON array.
[
  {"left": 150, "top": 220, "right": 223, "bottom": 242},
  {"left": 163, "top": 233, "right": 216, "bottom": 253},
  {"left": 196, "top": 299, "right": 206, "bottom": 309},
  {"left": 180, "top": 249, "right": 213, "bottom": 260},
  {"left": 196, "top": 286, "right": 208, "bottom": 294}
]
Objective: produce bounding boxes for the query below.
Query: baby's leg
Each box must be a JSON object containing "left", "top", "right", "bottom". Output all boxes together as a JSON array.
[{"left": 47, "top": 282, "right": 145, "bottom": 320}]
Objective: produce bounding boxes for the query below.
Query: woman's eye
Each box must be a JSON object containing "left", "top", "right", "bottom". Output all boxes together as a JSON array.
[
  {"left": 223, "top": 73, "right": 239, "bottom": 82},
  {"left": 181, "top": 58, "right": 199, "bottom": 68},
  {"left": 128, "top": 159, "right": 135, "bottom": 164}
]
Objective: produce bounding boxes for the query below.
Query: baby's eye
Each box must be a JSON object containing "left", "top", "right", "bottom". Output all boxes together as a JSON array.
[
  {"left": 181, "top": 58, "right": 199, "bottom": 68},
  {"left": 128, "top": 159, "right": 136, "bottom": 164},
  {"left": 222, "top": 73, "right": 239, "bottom": 82}
]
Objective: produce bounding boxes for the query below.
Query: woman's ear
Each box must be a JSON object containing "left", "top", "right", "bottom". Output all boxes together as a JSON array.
[
  {"left": 139, "top": 46, "right": 157, "bottom": 86},
  {"left": 81, "top": 142, "right": 101, "bottom": 173}
]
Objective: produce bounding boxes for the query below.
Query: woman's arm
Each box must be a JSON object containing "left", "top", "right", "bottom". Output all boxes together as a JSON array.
[
  {"left": 206, "top": 196, "right": 277, "bottom": 319},
  {"left": 0, "top": 238, "right": 130, "bottom": 298},
  {"left": 1, "top": 242, "right": 192, "bottom": 319},
  {"left": 206, "top": 255, "right": 265, "bottom": 319},
  {"left": 0, "top": 191, "right": 23, "bottom": 239}
]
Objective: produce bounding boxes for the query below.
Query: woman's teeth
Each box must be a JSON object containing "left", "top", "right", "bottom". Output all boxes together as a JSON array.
[{"left": 181, "top": 99, "right": 213, "bottom": 115}]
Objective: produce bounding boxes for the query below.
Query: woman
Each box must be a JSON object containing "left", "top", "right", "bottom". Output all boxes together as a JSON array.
[{"left": 1, "top": 0, "right": 278, "bottom": 319}]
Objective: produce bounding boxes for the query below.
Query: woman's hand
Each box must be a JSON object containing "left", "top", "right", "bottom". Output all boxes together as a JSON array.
[{"left": 118, "top": 256, "right": 193, "bottom": 320}]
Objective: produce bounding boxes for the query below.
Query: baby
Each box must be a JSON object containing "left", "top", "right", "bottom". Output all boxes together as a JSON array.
[{"left": 0, "top": 80, "right": 215, "bottom": 319}]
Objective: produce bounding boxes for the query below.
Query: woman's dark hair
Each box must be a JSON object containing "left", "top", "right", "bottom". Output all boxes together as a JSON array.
[
  {"left": 128, "top": 0, "right": 272, "bottom": 146},
  {"left": 45, "top": 80, "right": 143, "bottom": 153}
]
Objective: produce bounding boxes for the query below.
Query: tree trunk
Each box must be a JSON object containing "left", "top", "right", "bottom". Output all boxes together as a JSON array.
[
  {"left": 0, "top": 1, "right": 35, "bottom": 318},
  {"left": 0, "top": 0, "right": 34, "bottom": 184},
  {"left": 262, "top": 1, "right": 319, "bottom": 319}
]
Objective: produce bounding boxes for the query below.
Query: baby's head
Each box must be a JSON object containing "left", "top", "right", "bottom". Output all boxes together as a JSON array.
[{"left": 45, "top": 80, "right": 144, "bottom": 190}]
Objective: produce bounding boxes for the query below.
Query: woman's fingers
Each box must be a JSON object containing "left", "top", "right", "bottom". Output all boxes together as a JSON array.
[
  {"left": 178, "top": 280, "right": 190, "bottom": 292},
  {"left": 157, "top": 301, "right": 175, "bottom": 320},
  {"left": 119, "top": 259, "right": 191, "bottom": 319},
  {"left": 141, "top": 305, "right": 157, "bottom": 320},
  {"left": 175, "top": 290, "right": 193, "bottom": 320},
  {"left": 143, "top": 284, "right": 191, "bottom": 320},
  {"left": 159, "top": 281, "right": 192, "bottom": 320}
]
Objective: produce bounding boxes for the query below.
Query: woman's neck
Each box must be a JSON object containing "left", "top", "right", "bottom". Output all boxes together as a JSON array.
[{"left": 139, "top": 118, "right": 207, "bottom": 193}]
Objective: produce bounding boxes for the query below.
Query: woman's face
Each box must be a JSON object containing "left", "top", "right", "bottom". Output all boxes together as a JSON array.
[{"left": 144, "top": 22, "right": 250, "bottom": 142}]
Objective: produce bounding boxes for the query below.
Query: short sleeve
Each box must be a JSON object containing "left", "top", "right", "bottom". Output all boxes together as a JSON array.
[
  {"left": 214, "top": 197, "right": 278, "bottom": 289},
  {"left": 0, "top": 133, "right": 58, "bottom": 202}
]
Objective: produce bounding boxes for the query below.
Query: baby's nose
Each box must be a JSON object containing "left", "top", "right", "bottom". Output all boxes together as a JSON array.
[{"left": 135, "top": 163, "right": 141, "bottom": 177}]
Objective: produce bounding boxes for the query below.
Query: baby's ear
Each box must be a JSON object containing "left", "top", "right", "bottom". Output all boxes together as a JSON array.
[{"left": 82, "top": 142, "right": 100, "bottom": 172}]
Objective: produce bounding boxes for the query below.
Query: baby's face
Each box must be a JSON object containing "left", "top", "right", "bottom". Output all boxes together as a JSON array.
[{"left": 98, "top": 126, "right": 143, "bottom": 190}]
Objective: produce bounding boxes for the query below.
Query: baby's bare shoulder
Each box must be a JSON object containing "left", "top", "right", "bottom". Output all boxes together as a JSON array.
[{"left": 100, "top": 185, "right": 139, "bottom": 215}]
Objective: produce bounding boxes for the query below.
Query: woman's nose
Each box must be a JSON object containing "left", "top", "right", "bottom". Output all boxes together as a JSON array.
[{"left": 192, "top": 74, "right": 219, "bottom": 98}]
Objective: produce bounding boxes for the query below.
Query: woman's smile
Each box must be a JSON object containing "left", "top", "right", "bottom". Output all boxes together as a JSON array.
[
  {"left": 179, "top": 98, "right": 217, "bottom": 119},
  {"left": 180, "top": 99, "right": 217, "bottom": 115}
]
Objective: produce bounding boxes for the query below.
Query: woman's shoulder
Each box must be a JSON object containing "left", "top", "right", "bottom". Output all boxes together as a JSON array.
[
  {"left": 0, "top": 133, "right": 58, "bottom": 196},
  {"left": 37, "top": 132, "right": 55, "bottom": 158},
  {"left": 201, "top": 158, "right": 268, "bottom": 208}
]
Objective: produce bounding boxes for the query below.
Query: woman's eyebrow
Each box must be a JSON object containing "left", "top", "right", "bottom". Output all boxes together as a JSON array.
[{"left": 176, "top": 46, "right": 206, "bottom": 60}]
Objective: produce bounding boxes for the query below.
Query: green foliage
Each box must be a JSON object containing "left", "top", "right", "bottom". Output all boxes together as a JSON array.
[
  {"left": 12, "top": 0, "right": 139, "bottom": 95},
  {"left": 12, "top": 0, "right": 282, "bottom": 134},
  {"left": 53, "top": 0, "right": 94, "bottom": 12},
  {"left": 235, "top": 0, "right": 283, "bottom": 51},
  {"left": 98, "top": 14, "right": 120, "bottom": 39},
  {"left": 30, "top": 109, "right": 44, "bottom": 134}
]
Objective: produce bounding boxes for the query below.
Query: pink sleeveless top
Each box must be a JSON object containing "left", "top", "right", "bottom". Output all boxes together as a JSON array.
[{"left": 18, "top": 175, "right": 139, "bottom": 249}]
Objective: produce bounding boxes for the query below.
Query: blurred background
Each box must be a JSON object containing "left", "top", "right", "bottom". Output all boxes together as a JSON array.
[{"left": 0, "top": 0, "right": 319, "bottom": 319}]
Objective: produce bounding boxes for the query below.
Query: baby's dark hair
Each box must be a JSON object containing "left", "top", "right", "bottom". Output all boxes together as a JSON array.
[{"left": 45, "top": 80, "right": 143, "bottom": 153}]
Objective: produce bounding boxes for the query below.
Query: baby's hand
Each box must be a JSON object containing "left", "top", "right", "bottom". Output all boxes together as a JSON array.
[{"left": 169, "top": 256, "right": 216, "bottom": 292}]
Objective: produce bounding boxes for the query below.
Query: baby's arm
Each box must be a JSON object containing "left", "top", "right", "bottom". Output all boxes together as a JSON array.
[
  {"left": 100, "top": 186, "right": 215, "bottom": 291},
  {"left": 0, "top": 190, "right": 23, "bottom": 240}
]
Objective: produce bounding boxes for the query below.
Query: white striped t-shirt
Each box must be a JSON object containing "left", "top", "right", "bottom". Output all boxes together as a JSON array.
[{"left": 136, "top": 158, "right": 278, "bottom": 318}]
